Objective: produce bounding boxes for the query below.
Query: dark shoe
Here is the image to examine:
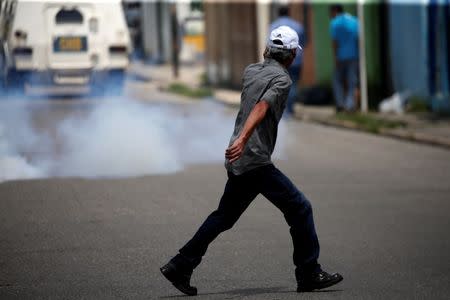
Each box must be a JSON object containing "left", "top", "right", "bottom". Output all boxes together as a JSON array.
[
  {"left": 297, "top": 270, "right": 343, "bottom": 292},
  {"left": 160, "top": 262, "right": 198, "bottom": 296}
]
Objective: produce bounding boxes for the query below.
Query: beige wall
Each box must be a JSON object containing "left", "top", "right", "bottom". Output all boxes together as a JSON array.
[
  {"left": 205, "top": 0, "right": 316, "bottom": 88},
  {"left": 205, "top": 1, "right": 258, "bottom": 88}
]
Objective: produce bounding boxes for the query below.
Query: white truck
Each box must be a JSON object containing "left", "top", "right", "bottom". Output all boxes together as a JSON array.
[{"left": 0, "top": 0, "right": 131, "bottom": 95}]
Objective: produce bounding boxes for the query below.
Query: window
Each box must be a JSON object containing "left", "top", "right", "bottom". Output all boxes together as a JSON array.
[{"left": 55, "top": 9, "right": 83, "bottom": 24}]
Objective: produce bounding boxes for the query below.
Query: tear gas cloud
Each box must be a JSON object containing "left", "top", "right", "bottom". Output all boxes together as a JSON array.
[{"left": 0, "top": 97, "right": 286, "bottom": 183}]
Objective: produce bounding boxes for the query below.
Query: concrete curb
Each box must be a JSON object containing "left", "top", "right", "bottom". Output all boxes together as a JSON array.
[
  {"left": 307, "top": 117, "right": 450, "bottom": 150},
  {"left": 214, "top": 89, "right": 241, "bottom": 107},
  {"left": 378, "top": 129, "right": 450, "bottom": 149},
  {"left": 213, "top": 89, "right": 450, "bottom": 150}
]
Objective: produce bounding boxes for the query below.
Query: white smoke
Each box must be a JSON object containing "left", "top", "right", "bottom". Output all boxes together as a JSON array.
[
  {"left": 0, "top": 102, "right": 48, "bottom": 182},
  {"left": 55, "top": 100, "right": 182, "bottom": 177},
  {"left": 0, "top": 94, "right": 291, "bottom": 184},
  {"left": 0, "top": 98, "right": 235, "bottom": 183},
  {"left": 0, "top": 155, "right": 44, "bottom": 182}
]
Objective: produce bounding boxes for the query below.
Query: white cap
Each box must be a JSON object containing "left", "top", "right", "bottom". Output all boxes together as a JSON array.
[{"left": 267, "top": 25, "right": 302, "bottom": 50}]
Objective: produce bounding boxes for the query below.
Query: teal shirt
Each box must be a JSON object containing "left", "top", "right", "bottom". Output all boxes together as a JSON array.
[{"left": 330, "top": 13, "right": 359, "bottom": 61}]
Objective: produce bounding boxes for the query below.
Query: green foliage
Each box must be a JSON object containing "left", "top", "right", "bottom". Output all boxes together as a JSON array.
[
  {"left": 199, "top": 72, "right": 209, "bottom": 87},
  {"left": 167, "top": 82, "right": 213, "bottom": 99},
  {"left": 335, "top": 112, "right": 407, "bottom": 134},
  {"left": 406, "top": 96, "right": 429, "bottom": 113}
]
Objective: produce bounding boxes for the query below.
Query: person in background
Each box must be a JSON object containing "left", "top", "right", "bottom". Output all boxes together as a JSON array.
[
  {"left": 270, "top": 5, "right": 305, "bottom": 117},
  {"left": 329, "top": 4, "right": 359, "bottom": 112}
]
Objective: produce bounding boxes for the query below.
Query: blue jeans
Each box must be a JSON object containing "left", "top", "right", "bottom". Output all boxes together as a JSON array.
[
  {"left": 333, "top": 59, "right": 359, "bottom": 110},
  {"left": 177, "top": 164, "right": 321, "bottom": 279}
]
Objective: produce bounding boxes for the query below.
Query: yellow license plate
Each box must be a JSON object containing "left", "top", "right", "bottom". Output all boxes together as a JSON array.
[{"left": 54, "top": 36, "right": 87, "bottom": 52}]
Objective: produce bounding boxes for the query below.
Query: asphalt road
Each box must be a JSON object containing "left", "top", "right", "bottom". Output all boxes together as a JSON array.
[{"left": 1, "top": 93, "right": 450, "bottom": 299}]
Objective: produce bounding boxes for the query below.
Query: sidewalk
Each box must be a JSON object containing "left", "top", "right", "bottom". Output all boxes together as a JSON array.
[
  {"left": 214, "top": 88, "right": 450, "bottom": 150},
  {"left": 128, "top": 62, "right": 450, "bottom": 150},
  {"left": 128, "top": 61, "right": 205, "bottom": 90}
]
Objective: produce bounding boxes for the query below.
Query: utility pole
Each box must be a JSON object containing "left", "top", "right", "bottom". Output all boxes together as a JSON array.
[
  {"left": 358, "top": 0, "right": 368, "bottom": 113},
  {"left": 170, "top": 3, "right": 179, "bottom": 79}
]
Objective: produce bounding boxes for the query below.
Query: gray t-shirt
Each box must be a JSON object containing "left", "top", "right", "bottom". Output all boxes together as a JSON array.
[{"left": 225, "top": 58, "right": 292, "bottom": 175}]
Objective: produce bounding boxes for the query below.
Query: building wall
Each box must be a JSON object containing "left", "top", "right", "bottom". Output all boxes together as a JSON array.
[
  {"left": 388, "top": 1, "right": 450, "bottom": 112},
  {"left": 204, "top": 1, "right": 258, "bottom": 88},
  {"left": 311, "top": 1, "right": 384, "bottom": 104},
  {"left": 289, "top": 1, "right": 316, "bottom": 86},
  {"left": 311, "top": 1, "right": 356, "bottom": 86},
  {"left": 141, "top": 1, "right": 173, "bottom": 63},
  {"left": 229, "top": 2, "right": 258, "bottom": 88},
  {"left": 204, "top": 0, "right": 385, "bottom": 106},
  {"left": 205, "top": 0, "right": 315, "bottom": 88},
  {"left": 364, "top": 3, "right": 382, "bottom": 89},
  {"left": 204, "top": 2, "right": 231, "bottom": 85},
  {"left": 203, "top": 0, "right": 448, "bottom": 111},
  {"left": 388, "top": 3, "right": 428, "bottom": 97}
]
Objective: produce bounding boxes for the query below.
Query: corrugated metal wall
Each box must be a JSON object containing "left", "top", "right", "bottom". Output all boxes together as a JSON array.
[
  {"left": 202, "top": 1, "right": 450, "bottom": 110},
  {"left": 205, "top": 1, "right": 315, "bottom": 88},
  {"left": 288, "top": 2, "right": 316, "bottom": 86},
  {"left": 204, "top": 1, "right": 258, "bottom": 88},
  {"left": 428, "top": 0, "right": 450, "bottom": 111},
  {"left": 388, "top": 0, "right": 450, "bottom": 111},
  {"left": 387, "top": 3, "right": 429, "bottom": 97}
]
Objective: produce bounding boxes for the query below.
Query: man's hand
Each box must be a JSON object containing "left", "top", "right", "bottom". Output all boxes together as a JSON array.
[
  {"left": 225, "top": 100, "right": 270, "bottom": 164},
  {"left": 225, "top": 138, "right": 246, "bottom": 163}
]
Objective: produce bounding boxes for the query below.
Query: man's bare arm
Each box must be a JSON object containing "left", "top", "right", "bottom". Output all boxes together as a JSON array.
[{"left": 225, "top": 100, "right": 270, "bottom": 163}]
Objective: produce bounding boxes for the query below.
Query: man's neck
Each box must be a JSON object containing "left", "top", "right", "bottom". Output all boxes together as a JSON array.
[{"left": 265, "top": 58, "right": 289, "bottom": 69}]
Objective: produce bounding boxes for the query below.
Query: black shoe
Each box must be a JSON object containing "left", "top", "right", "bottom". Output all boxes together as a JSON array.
[
  {"left": 160, "top": 261, "right": 198, "bottom": 296},
  {"left": 297, "top": 270, "right": 343, "bottom": 292}
]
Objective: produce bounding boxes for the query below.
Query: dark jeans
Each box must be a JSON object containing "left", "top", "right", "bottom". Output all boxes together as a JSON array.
[
  {"left": 177, "top": 164, "right": 321, "bottom": 279},
  {"left": 333, "top": 59, "right": 359, "bottom": 110}
]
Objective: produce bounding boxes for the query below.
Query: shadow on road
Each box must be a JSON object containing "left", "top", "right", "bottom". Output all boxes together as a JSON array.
[{"left": 159, "top": 286, "right": 343, "bottom": 298}]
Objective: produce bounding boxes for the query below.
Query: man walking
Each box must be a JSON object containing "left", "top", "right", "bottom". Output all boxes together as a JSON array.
[
  {"left": 329, "top": 4, "right": 359, "bottom": 112},
  {"left": 160, "top": 26, "right": 343, "bottom": 296},
  {"left": 270, "top": 6, "right": 305, "bottom": 116}
]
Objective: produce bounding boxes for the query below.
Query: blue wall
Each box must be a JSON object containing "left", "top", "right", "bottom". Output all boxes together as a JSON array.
[
  {"left": 388, "top": 3, "right": 429, "bottom": 97},
  {"left": 388, "top": 0, "right": 450, "bottom": 111}
]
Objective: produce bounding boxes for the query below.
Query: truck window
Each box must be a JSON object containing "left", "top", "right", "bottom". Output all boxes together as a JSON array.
[{"left": 55, "top": 9, "right": 83, "bottom": 24}]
